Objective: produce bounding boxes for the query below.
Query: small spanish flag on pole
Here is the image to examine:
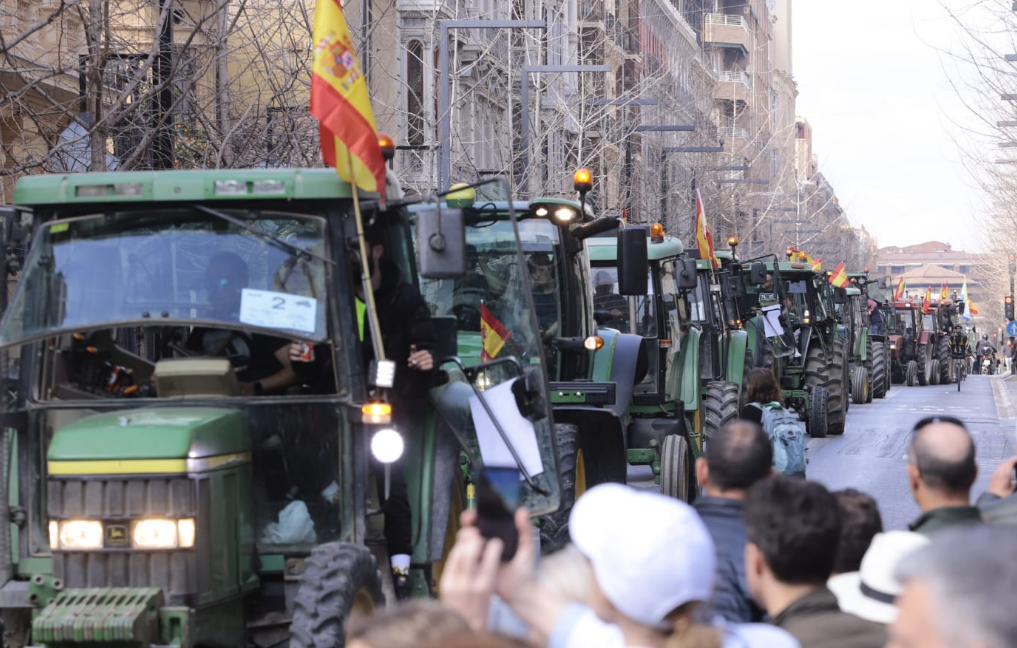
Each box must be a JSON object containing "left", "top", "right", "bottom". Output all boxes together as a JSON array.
[
  {"left": 893, "top": 277, "right": 906, "bottom": 301},
  {"left": 480, "top": 303, "right": 512, "bottom": 362},
  {"left": 829, "top": 262, "right": 849, "bottom": 288},
  {"left": 922, "top": 287, "right": 932, "bottom": 314},
  {"left": 940, "top": 283, "right": 949, "bottom": 301},
  {"left": 310, "top": 0, "right": 386, "bottom": 196},
  {"left": 810, "top": 256, "right": 822, "bottom": 272},
  {"left": 694, "top": 189, "right": 719, "bottom": 269}
]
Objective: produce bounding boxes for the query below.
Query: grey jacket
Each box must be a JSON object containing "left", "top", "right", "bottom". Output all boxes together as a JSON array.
[{"left": 694, "top": 496, "right": 764, "bottom": 624}]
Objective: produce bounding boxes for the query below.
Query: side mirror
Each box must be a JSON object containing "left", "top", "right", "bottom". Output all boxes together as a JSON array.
[
  {"left": 676, "top": 258, "right": 697, "bottom": 290},
  {"left": 958, "top": 301, "right": 966, "bottom": 315},
  {"left": 416, "top": 208, "right": 466, "bottom": 278},
  {"left": 749, "top": 262, "right": 767, "bottom": 286},
  {"left": 881, "top": 276, "right": 893, "bottom": 290},
  {"left": 512, "top": 366, "right": 548, "bottom": 423},
  {"left": 617, "top": 227, "right": 648, "bottom": 296},
  {"left": 573, "top": 217, "right": 621, "bottom": 242}
]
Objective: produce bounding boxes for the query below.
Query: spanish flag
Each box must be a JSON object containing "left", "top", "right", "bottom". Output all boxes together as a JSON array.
[
  {"left": 893, "top": 277, "right": 906, "bottom": 301},
  {"left": 311, "top": 0, "right": 386, "bottom": 195},
  {"left": 810, "top": 256, "right": 822, "bottom": 272},
  {"left": 480, "top": 303, "right": 511, "bottom": 362},
  {"left": 694, "top": 189, "right": 719, "bottom": 269},
  {"left": 940, "top": 283, "right": 949, "bottom": 301},
  {"left": 969, "top": 301, "right": 980, "bottom": 316},
  {"left": 922, "top": 287, "right": 932, "bottom": 314},
  {"left": 829, "top": 262, "right": 849, "bottom": 288}
]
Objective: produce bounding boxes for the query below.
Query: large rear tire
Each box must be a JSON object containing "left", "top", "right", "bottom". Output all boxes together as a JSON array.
[
  {"left": 929, "top": 359, "right": 941, "bottom": 385},
  {"left": 871, "top": 343, "right": 887, "bottom": 399},
  {"left": 290, "top": 543, "right": 384, "bottom": 648},
  {"left": 808, "top": 384, "right": 829, "bottom": 438},
  {"left": 660, "top": 434, "right": 694, "bottom": 503},
  {"left": 825, "top": 339, "right": 848, "bottom": 435},
  {"left": 917, "top": 344, "right": 931, "bottom": 386},
  {"left": 538, "top": 423, "right": 582, "bottom": 553},
  {"left": 937, "top": 336, "right": 951, "bottom": 384},
  {"left": 703, "top": 381, "right": 740, "bottom": 447},
  {"left": 906, "top": 360, "right": 919, "bottom": 386},
  {"left": 852, "top": 367, "right": 870, "bottom": 405}
]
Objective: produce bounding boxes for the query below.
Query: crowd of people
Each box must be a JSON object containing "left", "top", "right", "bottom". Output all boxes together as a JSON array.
[{"left": 342, "top": 413, "right": 1017, "bottom": 648}]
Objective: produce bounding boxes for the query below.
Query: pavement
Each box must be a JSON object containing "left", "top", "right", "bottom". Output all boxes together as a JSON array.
[{"left": 629, "top": 373, "right": 1016, "bottom": 530}]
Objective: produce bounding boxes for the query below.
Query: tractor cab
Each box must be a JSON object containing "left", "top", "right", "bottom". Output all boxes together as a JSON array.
[{"left": 0, "top": 170, "right": 561, "bottom": 648}]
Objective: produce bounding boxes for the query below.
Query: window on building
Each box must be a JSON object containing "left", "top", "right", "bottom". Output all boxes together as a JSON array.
[
  {"left": 959, "top": 265, "right": 971, "bottom": 274},
  {"left": 406, "top": 40, "right": 424, "bottom": 146},
  {"left": 939, "top": 264, "right": 955, "bottom": 272},
  {"left": 890, "top": 265, "right": 906, "bottom": 275}
]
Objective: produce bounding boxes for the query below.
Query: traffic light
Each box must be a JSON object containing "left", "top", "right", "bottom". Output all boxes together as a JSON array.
[{"left": 1006, "top": 294, "right": 1015, "bottom": 321}]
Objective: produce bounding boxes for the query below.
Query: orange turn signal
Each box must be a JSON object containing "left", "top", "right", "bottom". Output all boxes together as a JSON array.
[
  {"left": 573, "top": 168, "right": 593, "bottom": 193},
  {"left": 378, "top": 134, "right": 396, "bottom": 161},
  {"left": 583, "top": 336, "right": 605, "bottom": 351},
  {"left": 362, "top": 401, "right": 392, "bottom": 424}
]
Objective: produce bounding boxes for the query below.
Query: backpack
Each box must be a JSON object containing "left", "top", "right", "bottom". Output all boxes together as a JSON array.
[{"left": 751, "top": 402, "right": 807, "bottom": 477}]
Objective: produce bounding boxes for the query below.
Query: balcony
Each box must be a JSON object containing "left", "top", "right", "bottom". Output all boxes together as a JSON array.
[
  {"left": 714, "top": 70, "right": 750, "bottom": 103},
  {"left": 719, "top": 125, "right": 749, "bottom": 153},
  {"left": 703, "top": 13, "right": 750, "bottom": 55}
]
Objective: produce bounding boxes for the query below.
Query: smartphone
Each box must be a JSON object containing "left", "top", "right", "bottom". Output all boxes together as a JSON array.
[{"left": 475, "top": 467, "right": 521, "bottom": 561}]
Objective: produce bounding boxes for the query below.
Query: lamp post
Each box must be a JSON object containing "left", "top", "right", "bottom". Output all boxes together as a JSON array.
[
  {"left": 437, "top": 20, "right": 546, "bottom": 190},
  {"left": 518, "top": 64, "right": 611, "bottom": 193}
]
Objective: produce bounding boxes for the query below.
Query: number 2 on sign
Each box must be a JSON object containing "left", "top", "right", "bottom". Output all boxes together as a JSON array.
[{"left": 272, "top": 297, "right": 285, "bottom": 310}]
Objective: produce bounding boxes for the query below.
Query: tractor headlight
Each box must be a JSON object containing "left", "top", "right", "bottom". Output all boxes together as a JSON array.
[
  {"left": 132, "top": 518, "right": 196, "bottom": 549},
  {"left": 890, "top": 343, "right": 897, "bottom": 350},
  {"left": 553, "top": 207, "right": 577, "bottom": 223},
  {"left": 56, "top": 520, "right": 104, "bottom": 550},
  {"left": 371, "top": 428, "right": 404, "bottom": 464}
]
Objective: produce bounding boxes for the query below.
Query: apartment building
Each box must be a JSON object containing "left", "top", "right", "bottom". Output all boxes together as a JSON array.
[{"left": 875, "top": 241, "right": 988, "bottom": 308}]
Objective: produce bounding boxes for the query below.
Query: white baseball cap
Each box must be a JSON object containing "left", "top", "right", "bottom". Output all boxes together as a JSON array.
[
  {"left": 569, "top": 483, "right": 717, "bottom": 627},
  {"left": 828, "top": 531, "right": 931, "bottom": 624}
]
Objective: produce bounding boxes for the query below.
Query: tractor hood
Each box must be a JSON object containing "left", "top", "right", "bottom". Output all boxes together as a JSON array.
[{"left": 48, "top": 407, "right": 250, "bottom": 475}]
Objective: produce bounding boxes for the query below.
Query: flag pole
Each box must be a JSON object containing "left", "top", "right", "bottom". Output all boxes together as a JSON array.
[{"left": 349, "top": 147, "right": 387, "bottom": 364}]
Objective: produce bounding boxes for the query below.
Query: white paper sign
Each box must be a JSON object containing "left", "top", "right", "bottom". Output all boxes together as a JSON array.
[
  {"left": 761, "top": 304, "right": 785, "bottom": 338},
  {"left": 239, "top": 288, "right": 318, "bottom": 333},
  {"left": 469, "top": 378, "right": 544, "bottom": 478}
]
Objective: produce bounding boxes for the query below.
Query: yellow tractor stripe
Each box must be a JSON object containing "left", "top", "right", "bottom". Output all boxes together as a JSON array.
[{"left": 49, "top": 452, "right": 250, "bottom": 476}]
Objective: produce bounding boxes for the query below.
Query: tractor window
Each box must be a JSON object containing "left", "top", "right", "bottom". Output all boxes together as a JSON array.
[
  {"left": 2, "top": 210, "right": 329, "bottom": 347},
  {"left": 922, "top": 314, "right": 935, "bottom": 330},
  {"left": 688, "top": 275, "right": 710, "bottom": 324},
  {"left": 590, "top": 267, "right": 655, "bottom": 337}
]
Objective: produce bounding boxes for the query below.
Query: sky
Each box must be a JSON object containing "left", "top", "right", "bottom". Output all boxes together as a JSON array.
[{"left": 793, "top": 0, "right": 988, "bottom": 252}]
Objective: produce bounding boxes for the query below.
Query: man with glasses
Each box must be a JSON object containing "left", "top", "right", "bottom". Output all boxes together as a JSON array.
[{"left": 906, "top": 417, "right": 982, "bottom": 535}]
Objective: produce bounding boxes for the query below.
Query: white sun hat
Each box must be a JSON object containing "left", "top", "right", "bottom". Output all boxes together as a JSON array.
[
  {"left": 829, "top": 530, "right": 931, "bottom": 624},
  {"left": 569, "top": 483, "right": 717, "bottom": 628}
]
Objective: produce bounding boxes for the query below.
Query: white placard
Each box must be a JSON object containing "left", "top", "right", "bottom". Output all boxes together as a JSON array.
[
  {"left": 761, "top": 303, "right": 785, "bottom": 338},
  {"left": 239, "top": 288, "right": 318, "bottom": 333},
  {"left": 469, "top": 378, "right": 544, "bottom": 478}
]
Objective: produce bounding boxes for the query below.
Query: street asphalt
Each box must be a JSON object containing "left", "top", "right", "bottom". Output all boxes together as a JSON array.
[{"left": 628, "top": 372, "right": 1016, "bottom": 530}]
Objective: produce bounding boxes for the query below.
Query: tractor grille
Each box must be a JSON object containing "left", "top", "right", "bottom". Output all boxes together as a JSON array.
[{"left": 47, "top": 477, "right": 198, "bottom": 600}]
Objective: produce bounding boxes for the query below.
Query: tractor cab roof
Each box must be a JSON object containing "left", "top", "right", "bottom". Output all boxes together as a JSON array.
[{"left": 587, "top": 232, "right": 684, "bottom": 262}]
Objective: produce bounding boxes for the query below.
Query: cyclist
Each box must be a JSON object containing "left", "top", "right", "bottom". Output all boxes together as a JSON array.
[{"left": 949, "top": 325, "right": 969, "bottom": 381}]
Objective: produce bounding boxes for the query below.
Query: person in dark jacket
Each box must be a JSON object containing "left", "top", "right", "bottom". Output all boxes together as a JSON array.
[
  {"left": 744, "top": 476, "right": 887, "bottom": 648},
  {"left": 739, "top": 367, "right": 783, "bottom": 425},
  {"left": 693, "top": 420, "right": 773, "bottom": 624},
  {"left": 905, "top": 417, "right": 982, "bottom": 535},
  {"left": 291, "top": 226, "right": 437, "bottom": 598}
]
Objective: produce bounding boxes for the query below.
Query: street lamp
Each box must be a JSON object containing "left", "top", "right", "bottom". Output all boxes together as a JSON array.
[{"left": 437, "top": 19, "right": 547, "bottom": 190}]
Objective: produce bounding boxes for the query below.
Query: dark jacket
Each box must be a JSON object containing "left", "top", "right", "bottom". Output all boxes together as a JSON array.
[
  {"left": 770, "top": 586, "right": 886, "bottom": 648},
  {"left": 694, "top": 497, "right": 764, "bottom": 624},
  {"left": 908, "top": 505, "right": 983, "bottom": 535},
  {"left": 977, "top": 491, "right": 1017, "bottom": 525},
  {"left": 363, "top": 260, "right": 438, "bottom": 403}
]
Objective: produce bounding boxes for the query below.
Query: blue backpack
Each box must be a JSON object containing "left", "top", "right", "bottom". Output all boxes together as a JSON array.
[{"left": 751, "top": 402, "right": 807, "bottom": 477}]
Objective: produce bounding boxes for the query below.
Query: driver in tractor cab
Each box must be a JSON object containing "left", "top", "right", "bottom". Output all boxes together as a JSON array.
[
  {"left": 187, "top": 251, "right": 300, "bottom": 395},
  {"left": 593, "top": 270, "right": 628, "bottom": 332},
  {"left": 527, "top": 252, "right": 560, "bottom": 342},
  {"left": 290, "top": 225, "right": 437, "bottom": 600}
]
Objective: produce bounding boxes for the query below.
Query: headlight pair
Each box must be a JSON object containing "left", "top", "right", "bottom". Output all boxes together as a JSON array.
[{"left": 49, "top": 518, "right": 196, "bottom": 550}]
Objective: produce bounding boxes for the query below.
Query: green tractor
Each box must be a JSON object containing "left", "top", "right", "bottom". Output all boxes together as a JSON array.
[
  {"left": 0, "top": 170, "right": 564, "bottom": 648},
  {"left": 734, "top": 257, "right": 847, "bottom": 438},
  {"left": 412, "top": 187, "right": 657, "bottom": 548},
  {"left": 585, "top": 226, "right": 745, "bottom": 500},
  {"left": 837, "top": 273, "right": 893, "bottom": 404}
]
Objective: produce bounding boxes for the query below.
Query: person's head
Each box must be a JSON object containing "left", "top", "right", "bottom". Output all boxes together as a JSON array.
[
  {"left": 414, "top": 631, "right": 536, "bottom": 648},
  {"left": 745, "top": 367, "right": 782, "bottom": 406},
  {"left": 594, "top": 271, "right": 615, "bottom": 297},
  {"left": 527, "top": 252, "right": 555, "bottom": 288},
  {"left": 695, "top": 420, "right": 772, "bottom": 498},
  {"left": 204, "top": 251, "right": 249, "bottom": 313},
  {"left": 346, "top": 599, "right": 469, "bottom": 648},
  {"left": 569, "top": 484, "right": 716, "bottom": 631},
  {"left": 906, "top": 417, "right": 977, "bottom": 509},
  {"left": 831, "top": 531, "right": 930, "bottom": 626},
  {"left": 743, "top": 477, "right": 840, "bottom": 609},
  {"left": 890, "top": 525, "right": 1017, "bottom": 648},
  {"left": 831, "top": 489, "right": 883, "bottom": 575}
]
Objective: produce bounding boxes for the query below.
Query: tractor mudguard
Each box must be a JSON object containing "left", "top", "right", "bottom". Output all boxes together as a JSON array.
[
  {"left": 919, "top": 330, "right": 933, "bottom": 346},
  {"left": 628, "top": 401, "right": 690, "bottom": 451},
  {"left": 604, "top": 332, "right": 651, "bottom": 419},
  {"left": 858, "top": 328, "right": 869, "bottom": 363},
  {"left": 725, "top": 329, "right": 749, "bottom": 389},
  {"left": 676, "top": 327, "right": 702, "bottom": 412},
  {"left": 590, "top": 328, "right": 620, "bottom": 383},
  {"left": 743, "top": 317, "right": 766, "bottom": 367},
  {"left": 551, "top": 406, "right": 628, "bottom": 485}
]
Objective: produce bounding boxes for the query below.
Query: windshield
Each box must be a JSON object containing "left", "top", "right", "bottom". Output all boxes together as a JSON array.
[
  {"left": 0, "top": 210, "right": 328, "bottom": 346},
  {"left": 922, "top": 314, "right": 935, "bottom": 330},
  {"left": 419, "top": 217, "right": 549, "bottom": 370},
  {"left": 591, "top": 266, "right": 655, "bottom": 336},
  {"left": 782, "top": 278, "right": 811, "bottom": 320}
]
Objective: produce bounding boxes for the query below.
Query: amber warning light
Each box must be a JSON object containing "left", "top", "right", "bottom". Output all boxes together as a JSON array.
[
  {"left": 573, "top": 168, "right": 593, "bottom": 193},
  {"left": 650, "top": 223, "right": 665, "bottom": 242},
  {"left": 378, "top": 134, "right": 396, "bottom": 162}
]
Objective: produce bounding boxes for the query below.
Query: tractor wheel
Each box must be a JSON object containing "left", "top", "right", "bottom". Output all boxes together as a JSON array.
[
  {"left": 538, "top": 423, "right": 582, "bottom": 553},
  {"left": 290, "top": 543, "right": 384, "bottom": 648},
  {"left": 852, "top": 367, "right": 870, "bottom": 405},
  {"left": 826, "top": 339, "right": 848, "bottom": 436},
  {"left": 882, "top": 341, "right": 893, "bottom": 396},
  {"left": 917, "top": 344, "right": 931, "bottom": 386},
  {"left": 929, "top": 359, "right": 941, "bottom": 385},
  {"left": 871, "top": 343, "right": 888, "bottom": 399},
  {"left": 937, "top": 336, "right": 951, "bottom": 384},
  {"left": 892, "top": 360, "right": 906, "bottom": 384},
  {"left": 808, "top": 384, "right": 829, "bottom": 438},
  {"left": 906, "top": 360, "right": 919, "bottom": 386},
  {"left": 703, "top": 381, "right": 740, "bottom": 447},
  {"left": 660, "top": 434, "right": 694, "bottom": 503}
]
